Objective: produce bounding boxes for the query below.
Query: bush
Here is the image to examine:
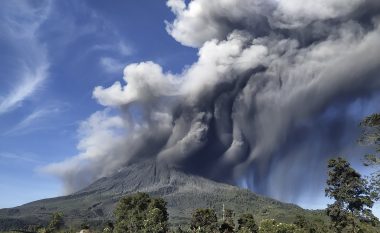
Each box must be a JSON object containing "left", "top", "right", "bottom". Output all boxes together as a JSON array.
[
  {"left": 259, "top": 219, "right": 302, "bottom": 233},
  {"left": 190, "top": 208, "right": 218, "bottom": 233},
  {"left": 114, "top": 192, "right": 168, "bottom": 233}
]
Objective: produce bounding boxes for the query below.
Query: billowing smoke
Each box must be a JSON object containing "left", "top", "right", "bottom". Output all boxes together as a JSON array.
[{"left": 44, "top": 0, "right": 380, "bottom": 204}]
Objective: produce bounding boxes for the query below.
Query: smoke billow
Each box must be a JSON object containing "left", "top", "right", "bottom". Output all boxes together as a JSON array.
[{"left": 44, "top": 0, "right": 380, "bottom": 204}]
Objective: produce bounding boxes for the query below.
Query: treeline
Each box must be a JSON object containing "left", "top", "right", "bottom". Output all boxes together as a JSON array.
[
  {"left": 110, "top": 192, "right": 323, "bottom": 233},
  {"left": 31, "top": 187, "right": 376, "bottom": 233}
]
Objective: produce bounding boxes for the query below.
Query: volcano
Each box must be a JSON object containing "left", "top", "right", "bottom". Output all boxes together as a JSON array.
[{"left": 0, "top": 160, "right": 321, "bottom": 231}]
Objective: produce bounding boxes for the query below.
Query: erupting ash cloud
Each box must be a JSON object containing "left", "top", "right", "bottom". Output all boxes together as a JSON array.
[{"left": 44, "top": 0, "right": 380, "bottom": 204}]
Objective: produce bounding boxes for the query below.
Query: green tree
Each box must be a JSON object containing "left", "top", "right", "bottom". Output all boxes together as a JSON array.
[
  {"left": 103, "top": 221, "right": 114, "bottom": 233},
  {"left": 46, "top": 212, "right": 64, "bottom": 233},
  {"left": 114, "top": 192, "right": 168, "bottom": 233},
  {"left": 219, "top": 222, "right": 234, "bottom": 233},
  {"left": 325, "top": 202, "right": 349, "bottom": 233},
  {"left": 259, "top": 219, "right": 301, "bottom": 233},
  {"left": 359, "top": 113, "right": 380, "bottom": 153},
  {"left": 293, "top": 215, "right": 307, "bottom": 229},
  {"left": 237, "top": 213, "right": 258, "bottom": 233},
  {"left": 144, "top": 204, "right": 169, "bottom": 233},
  {"left": 220, "top": 209, "right": 235, "bottom": 233},
  {"left": 259, "top": 219, "right": 277, "bottom": 233},
  {"left": 275, "top": 223, "right": 301, "bottom": 233},
  {"left": 325, "top": 157, "right": 377, "bottom": 233},
  {"left": 190, "top": 208, "right": 218, "bottom": 233},
  {"left": 293, "top": 215, "right": 324, "bottom": 233},
  {"left": 359, "top": 113, "right": 380, "bottom": 200},
  {"left": 174, "top": 226, "right": 186, "bottom": 233}
]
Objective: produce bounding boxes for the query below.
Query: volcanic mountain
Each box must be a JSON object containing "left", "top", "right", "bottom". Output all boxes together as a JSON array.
[{"left": 0, "top": 160, "right": 322, "bottom": 231}]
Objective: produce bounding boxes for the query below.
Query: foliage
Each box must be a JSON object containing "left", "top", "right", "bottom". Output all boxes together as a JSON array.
[
  {"left": 359, "top": 113, "right": 380, "bottom": 151},
  {"left": 103, "top": 221, "right": 114, "bottom": 233},
  {"left": 325, "top": 202, "right": 349, "bottom": 233},
  {"left": 33, "top": 212, "right": 64, "bottom": 233},
  {"left": 325, "top": 157, "right": 378, "bottom": 232},
  {"left": 174, "top": 226, "right": 186, "bottom": 233},
  {"left": 219, "top": 209, "right": 235, "bottom": 233},
  {"left": 237, "top": 213, "right": 258, "bottom": 233},
  {"left": 219, "top": 222, "right": 234, "bottom": 233},
  {"left": 45, "top": 212, "right": 64, "bottom": 233},
  {"left": 190, "top": 208, "right": 218, "bottom": 233},
  {"left": 144, "top": 205, "right": 169, "bottom": 233},
  {"left": 235, "top": 228, "right": 252, "bottom": 233},
  {"left": 80, "top": 222, "right": 90, "bottom": 230},
  {"left": 293, "top": 215, "right": 308, "bottom": 229},
  {"left": 293, "top": 214, "right": 329, "bottom": 233},
  {"left": 259, "top": 219, "right": 301, "bottom": 233},
  {"left": 274, "top": 222, "right": 301, "bottom": 233},
  {"left": 259, "top": 219, "right": 276, "bottom": 233},
  {"left": 114, "top": 192, "right": 168, "bottom": 233},
  {"left": 359, "top": 113, "right": 380, "bottom": 201}
]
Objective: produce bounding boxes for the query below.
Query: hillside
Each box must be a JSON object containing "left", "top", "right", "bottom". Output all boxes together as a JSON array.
[{"left": 0, "top": 160, "right": 324, "bottom": 231}]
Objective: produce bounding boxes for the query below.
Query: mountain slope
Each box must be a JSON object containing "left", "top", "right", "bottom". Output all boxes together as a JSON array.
[{"left": 0, "top": 160, "right": 322, "bottom": 231}]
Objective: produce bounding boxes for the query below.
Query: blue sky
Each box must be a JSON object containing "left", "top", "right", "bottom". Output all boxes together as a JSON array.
[{"left": 0, "top": 0, "right": 196, "bottom": 208}]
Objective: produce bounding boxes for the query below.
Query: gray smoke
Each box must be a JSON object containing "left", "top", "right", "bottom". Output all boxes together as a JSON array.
[{"left": 44, "top": 0, "right": 380, "bottom": 204}]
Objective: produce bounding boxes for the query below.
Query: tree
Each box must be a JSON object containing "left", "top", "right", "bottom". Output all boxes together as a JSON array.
[
  {"left": 293, "top": 215, "right": 307, "bottom": 229},
  {"left": 259, "top": 219, "right": 301, "bottom": 233},
  {"left": 46, "top": 212, "right": 64, "bottom": 233},
  {"left": 144, "top": 202, "right": 169, "bottom": 233},
  {"left": 190, "top": 208, "right": 218, "bottom": 233},
  {"left": 259, "top": 219, "right": 277, "bottom": 233},
  {"left": 80, "top": 222, "right": 90, "bottom": 230},
  {"left": 103, "top": 221, "right": 114, "bottom": 233},
  {"left": 237, "top": 213, "right": 258, "bottom": 233},
  {"left": 359, "top": 113, "right": 380, "bottom": 200},
  {"left": 114, "top": 192, "right": 168, "bottom": 233},
  {"left": 325, "top": 157, "right": 377, "bottom": 233},
  {"left": 359, "top": 113, "right": 380, "bottom": 152},
  {"left": 275, "top": 223, "right": 301, "bottom": 233},
  {"left": 35, "top": 212, "right": 64, "bottom": 233},
  {"left": 325, "top": 202, "right": 349, "bottom": 233},
  {"left": 293, "top": 215, "right": 322, "bottom": 233},
  {"left": 219, "top": 222, "right": 234, "bottom": 233},
  {"left": 220, "top": 208, "right": 235, "bottom": 233},
  {"left": 174, "top": 226, "right": 186, "bottom": 233}
]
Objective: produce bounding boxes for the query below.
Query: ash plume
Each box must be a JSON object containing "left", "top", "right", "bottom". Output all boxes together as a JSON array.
[{"left": 44, "top": 0, "right": 380, "bottom": 204}]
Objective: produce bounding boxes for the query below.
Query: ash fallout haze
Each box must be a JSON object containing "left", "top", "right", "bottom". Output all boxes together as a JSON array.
[{"left": 0, "top": 0, "right": 380, "bottom": 215}]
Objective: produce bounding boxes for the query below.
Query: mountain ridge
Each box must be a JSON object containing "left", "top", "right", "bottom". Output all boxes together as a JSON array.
[{"left": 0, "top": 159, "right": 322, "bottom": 231}]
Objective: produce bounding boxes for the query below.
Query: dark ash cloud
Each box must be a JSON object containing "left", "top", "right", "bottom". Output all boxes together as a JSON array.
[{"left": 44, "top": 0, "right": 380, "bottom": 204}]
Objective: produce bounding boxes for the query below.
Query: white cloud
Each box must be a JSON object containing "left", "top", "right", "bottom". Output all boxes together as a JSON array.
[
  {"left": 273, "top": 0, "right": 365, "bottom": 27},
  {"left": 99, "top": 57, "right": 125, "bottom": 74},
  {"left": 94, "top": 61, "right": 180, "bottom": 107},
  {"left": 166, "top": 0, "right": 186, "bottom": 15},
  {"left": 0, "top": 1, "right": 51, "bottom": 115},
  {"left": 118, "top": 41, "right": 133, "bottom": 56},
  {"left": 165, "top": 0, "right": 369, "bottom": 47},
  {"left": 95, "top": 41, "right": 134, "bottom": 74},
  {"left": 4, "top": 105, "right": 61, "bottom": 136},
  {"left": 41, "top": 109, "right": 127, "bottom": 193},
  {"left": 0, "top": 65, "right": 48, "bottom": 114},
  {"left": 0, "top": 152, "right": 40, "bottom": 164},
  {"left": 93, "top": 41, "right": 133, "bottom": 57},
  {"left": 165, "top": 0, "right": 265, "bottom": 47},
  {"left": 180, "top": 32, "right": 268, "bottom": 101}
]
